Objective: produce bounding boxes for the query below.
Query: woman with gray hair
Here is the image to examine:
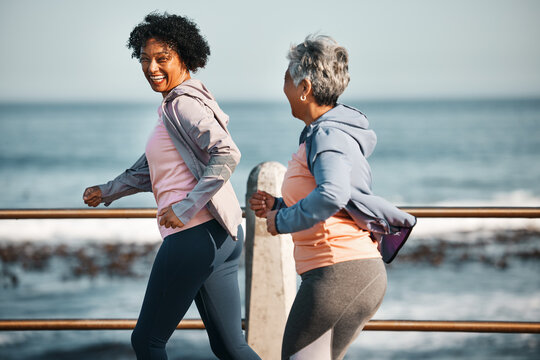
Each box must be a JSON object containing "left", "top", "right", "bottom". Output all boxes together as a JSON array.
[{"left": 249, "top": 35, "right": 415, "bottom": 359}]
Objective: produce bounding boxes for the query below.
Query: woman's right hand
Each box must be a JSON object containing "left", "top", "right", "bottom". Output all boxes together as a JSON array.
[
  {"left": 83, "top": 186, "right": 103, "bottom": 207},
  {"left": 249, "top": 190, "right": 275, "bottom": 218}
]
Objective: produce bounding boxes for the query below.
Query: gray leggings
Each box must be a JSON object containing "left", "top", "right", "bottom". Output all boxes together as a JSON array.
[{"left": 282, "top": 258, "right": 387, "bottom": 360}]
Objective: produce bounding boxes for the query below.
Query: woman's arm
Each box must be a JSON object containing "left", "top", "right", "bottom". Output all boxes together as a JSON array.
[
  {"left": 166, "top": 97, "right": 241, "bottom": 225},
  {"left": 94, "top": 153, "right": 152, "bottom": 206},
  {"left": 274, "top": 140, "right": 354, "bottom": 234}
]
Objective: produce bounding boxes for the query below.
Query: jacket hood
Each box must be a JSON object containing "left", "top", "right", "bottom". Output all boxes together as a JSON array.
[
  {"left": 303, "top": 104, "right": 377, "bottom": 157},
  {"left": 163, "top": 79, "right": 230, "bottom": 126}
]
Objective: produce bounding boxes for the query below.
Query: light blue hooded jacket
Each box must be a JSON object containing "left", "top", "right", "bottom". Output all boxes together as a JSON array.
[{"left": 273, "top": 104, "right": 416, "bottom": 262}]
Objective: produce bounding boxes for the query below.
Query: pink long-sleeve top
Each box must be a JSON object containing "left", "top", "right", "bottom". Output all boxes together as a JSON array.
[{"left": 145, "top": 107, "right": 213, "bottom": 239}]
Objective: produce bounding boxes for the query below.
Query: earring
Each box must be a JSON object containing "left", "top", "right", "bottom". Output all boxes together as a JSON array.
[{"left": 300, "top": 95, "right": 306, "bottom": 101}]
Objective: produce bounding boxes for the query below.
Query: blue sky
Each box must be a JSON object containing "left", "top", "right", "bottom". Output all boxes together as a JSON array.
[{"left": 1, "top": 0, "right": 539, "bottom": 102}]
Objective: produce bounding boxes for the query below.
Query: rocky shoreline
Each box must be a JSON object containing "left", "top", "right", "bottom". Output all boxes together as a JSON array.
[
  {"left": 1, "top": 242, "right": 159, "bottom": 288},
  {"left": 1, "top": 229, "right": 539, "bottom": 288},
  {"left": 394, "top": 228, "right": 540, "bottom": 268}
]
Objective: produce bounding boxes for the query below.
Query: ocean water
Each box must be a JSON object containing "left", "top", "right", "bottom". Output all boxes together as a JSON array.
[{"left": 0, "top": 98, "right": 539, "bottom": 359}]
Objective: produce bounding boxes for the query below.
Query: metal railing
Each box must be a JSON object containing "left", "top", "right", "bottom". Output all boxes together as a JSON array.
[
  {"left": 2, "top": 207, "right": 540, "bottom": 219},
  {"left": 0, "top": 319, "right": 539, "bottom": 333},
  {"left": 1, "top": 207, "right": 539, "bottom": 334}
]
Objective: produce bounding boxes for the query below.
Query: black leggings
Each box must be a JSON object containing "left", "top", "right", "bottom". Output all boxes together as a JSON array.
[{"left": 131, "top": 219, "right": 260, "bottom": 360}]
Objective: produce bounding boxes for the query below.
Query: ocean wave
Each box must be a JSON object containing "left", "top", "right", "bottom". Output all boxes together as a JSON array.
[
  {"left": 0, "top": 191, "right": 538, "bottom": 244},
  {"left": 430, "top": 189, "right": 540, "bottom": 207},
  {"left": 0, "top": 218, "right": 161, "bottom": 244},
  {"left": 1, "top": 217, "right": 538, "bottom": 245},
  {"left": 411, "top": 190, "right": 540, "bottom": 239}
]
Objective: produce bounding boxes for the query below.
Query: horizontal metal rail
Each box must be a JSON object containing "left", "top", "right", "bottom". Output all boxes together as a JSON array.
[
  {"left": 0, "top": 208, "right": 158, "bottom": 219},
  {"left": 0, "top": 207, "right": 539, "bottom": 219},
  {"left": 0, "top": 319, "right": 204, "bottom": 331},
  {"left": 402, "top": 207, "right": 540, "bottom": 218},
  {"left": 1, "top": 207, "right": 539, "bottom": 335},
  {"left": 1, "top": 319, "right": 539, "bottom": 333}
]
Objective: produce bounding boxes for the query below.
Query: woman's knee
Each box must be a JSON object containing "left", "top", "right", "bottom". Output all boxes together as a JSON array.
[
  {"left": 131, "top": 326, "right": 166, "bottom": 359},
  {"left": 131, "top": 327, "right": 146, "bottom": 355},
  {"left": 208, "top": 335, "right": 259, "bottom": 360},
  {"left": 131, "top": 327, "right": 144, "bottom": 354},
  {"left": 208, "top": 341, "right": 228, "bottom": 359}
]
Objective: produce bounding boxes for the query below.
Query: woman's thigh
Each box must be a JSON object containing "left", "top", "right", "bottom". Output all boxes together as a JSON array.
[
  {"left": 194, "top": 229, "right": 261, "bottom": 359},
  {"left": 282, "top": 259, "right": 387, "bottom": 360},
  {"left": 133, "top": 221, "right": 218, "bottom": 345}
]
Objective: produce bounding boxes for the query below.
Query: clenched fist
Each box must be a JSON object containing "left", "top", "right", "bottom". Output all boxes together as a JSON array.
[{"left": 83, "top": 186, "right": 102, "bottom": 207}]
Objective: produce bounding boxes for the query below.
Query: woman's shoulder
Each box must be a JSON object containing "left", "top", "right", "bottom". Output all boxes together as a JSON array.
[
  {"left": 165, "top": 78, "right": 213, "bottom": 104},
  {"left": 309, "top": 125, "right": 357, "bottom": 152},
  {"left": 308, "top": 115, "right": 376, "bottom": 158},
  {"left": 164, "top": 92, "right": 211, "bottom": 128}
]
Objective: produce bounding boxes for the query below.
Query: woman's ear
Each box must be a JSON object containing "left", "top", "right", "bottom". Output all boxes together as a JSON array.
[{"left": 300, "top": 78, "right": 312, "bottom": 98}]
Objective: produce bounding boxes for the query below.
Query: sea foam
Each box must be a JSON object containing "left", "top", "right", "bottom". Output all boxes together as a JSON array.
[{"left": 0, "top": 191, "right": 538, "bottom": 245}]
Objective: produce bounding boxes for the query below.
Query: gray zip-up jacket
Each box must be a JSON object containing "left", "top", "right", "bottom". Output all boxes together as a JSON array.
[
  {"left": 273, "top": 104, "right": 416, "bottom": 262},
  {"left": 98, "top": 79, "right": 243, "bottom": 239}
]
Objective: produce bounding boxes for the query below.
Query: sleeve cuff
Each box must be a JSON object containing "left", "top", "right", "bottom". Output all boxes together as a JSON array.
[
  {"left": 272, "top": 197, "right": 286, "bottom": 211},
  {"left": 274, "top": 209, "right": 282, "bottom": 234}
]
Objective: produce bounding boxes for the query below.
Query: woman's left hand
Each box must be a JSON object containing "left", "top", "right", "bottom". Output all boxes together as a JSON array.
[
  {"left": 158, "top": 206, "right": 185, "bottom": 229},
  {"left": 266, "top": 210, "right": 278, "bottom": 235}
]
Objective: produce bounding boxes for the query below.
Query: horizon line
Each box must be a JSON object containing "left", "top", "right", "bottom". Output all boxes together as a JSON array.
[{"left": 2, "top": 95, "right": 540, "bottom": 106}]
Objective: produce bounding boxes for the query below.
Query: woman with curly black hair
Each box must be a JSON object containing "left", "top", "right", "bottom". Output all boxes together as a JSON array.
[{"left": 82, "top": 12, "right": 261, "bottom": 360}]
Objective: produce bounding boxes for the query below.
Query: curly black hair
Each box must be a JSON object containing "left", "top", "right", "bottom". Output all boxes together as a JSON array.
[{"left": 127, "top": 12, "right": 210, "bottom": 72}]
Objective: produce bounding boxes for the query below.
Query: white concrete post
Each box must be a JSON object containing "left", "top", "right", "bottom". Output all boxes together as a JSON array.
[{"left": 245, "top": 161, "right": 296, "bottom": 360}]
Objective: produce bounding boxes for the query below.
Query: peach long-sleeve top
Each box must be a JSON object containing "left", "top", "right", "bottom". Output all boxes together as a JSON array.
[{"left": 281, "top": 143, "right": 381, "bottom": 275}]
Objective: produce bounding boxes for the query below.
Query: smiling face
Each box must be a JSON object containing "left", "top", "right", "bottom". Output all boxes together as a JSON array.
[
  {"left": 283, "top": 70, "right": 304, "bottom": 120},
  {"left": 140, "top": 38, "right": 190, "bottom": 97}
]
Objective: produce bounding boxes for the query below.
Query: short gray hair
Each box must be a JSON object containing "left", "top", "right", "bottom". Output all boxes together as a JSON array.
[{"left": 287, "top": 35, "right": 350, "bottom": 106}]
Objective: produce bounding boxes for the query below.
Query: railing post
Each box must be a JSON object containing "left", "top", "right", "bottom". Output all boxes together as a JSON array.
[{"left": 245, "top": 161, "right": 296, "bottom": 360}]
